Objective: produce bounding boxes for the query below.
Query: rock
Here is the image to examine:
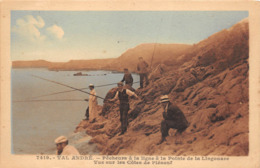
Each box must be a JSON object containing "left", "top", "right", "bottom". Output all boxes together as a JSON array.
[
  {"left": 128, "top": 102, "right": 145, "bottom": 120},
  {"left": 225, "top": 144, "right": 248, "bottom": 156},
  {"left": 149, "top": 64, "right": 167, "bottom": 81},
  {"left": 101, "top": 88, "right": 118, "bottom": 116},
  {"left": 172, "top": 72, "right": 198, "bottom": 92},
  {"left": 74, "top": 19, "right": 249, "bottom": 156}
]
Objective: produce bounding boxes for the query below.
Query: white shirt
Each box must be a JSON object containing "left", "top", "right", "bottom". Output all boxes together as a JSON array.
[
  {"left": 60, "top": 145, "right": 80, "bottom": 155},
  {"left": 89, "top": 89, "right": 97, "bottom": 102}
]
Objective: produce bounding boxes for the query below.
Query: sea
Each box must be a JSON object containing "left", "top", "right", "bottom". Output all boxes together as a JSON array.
[{"left": 11, "top": 68, "right": 140, "bottom": 155}]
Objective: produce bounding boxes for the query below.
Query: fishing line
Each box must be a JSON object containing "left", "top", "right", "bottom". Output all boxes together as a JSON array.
[
  {"left": 31, "top": 81, "right": 139, "bottom": 99},
  {"left": 31, "top": 75, "right": 106, "bottom": 100},
  {"left": 150, "top": 18, "right": 163, "bottom": 68},
  {"left": 96, "top": 81, "right": 139, "bottom": 88},
  {"left": 13, "top": 99, "right": 86, "bottom": 103}
]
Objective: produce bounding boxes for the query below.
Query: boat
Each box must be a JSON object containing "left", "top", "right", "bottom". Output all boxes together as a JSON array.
[{"left": 73, "top": 72, "right": 89, "bottom": 76}]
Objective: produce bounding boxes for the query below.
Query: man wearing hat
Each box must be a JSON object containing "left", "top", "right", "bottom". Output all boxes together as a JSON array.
[
  {"left": 85, "top": 84, "right": 98, "bottom": 123},
  {"left": 157, "top": 95, "right": 189, "bottom": 145},
  {"left": 121, "top": 68, "right": 134, "bottom": 87},
  {"left": 55, "top": 136, "right": 80, "bottom": 155},
  {"left": 109, "top": 82, "right": 139, "bottom": 135}
]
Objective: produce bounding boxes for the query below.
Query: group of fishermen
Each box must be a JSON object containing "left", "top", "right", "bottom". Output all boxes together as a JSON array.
[{"left": 55, "top": 57, "right": 189, "bottom": 155}]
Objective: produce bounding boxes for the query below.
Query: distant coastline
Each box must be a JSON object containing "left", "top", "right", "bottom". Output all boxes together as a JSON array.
[
  {"left": 12, "top": 66, "right": 125, "bottom": 73},
  {"left": 12, "top": 43, "right": 192, "bottom": 73}
]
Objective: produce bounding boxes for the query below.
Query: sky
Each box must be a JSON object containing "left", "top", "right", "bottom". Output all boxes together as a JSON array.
[{"left": 11, "top": 11, "right": 248, "bottom": 62}]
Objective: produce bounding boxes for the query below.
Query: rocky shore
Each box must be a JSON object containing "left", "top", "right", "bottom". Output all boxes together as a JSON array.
[{"left": 74, "top": 19, "right": 249, "bottom": 155}]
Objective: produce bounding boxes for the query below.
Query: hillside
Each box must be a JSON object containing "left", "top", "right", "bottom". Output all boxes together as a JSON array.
[
  {"left": 113, "top": 43, "right": 192, "bottom": 72},
  {"left": 75, "top": 18, "right": 249, "bottom": 155},
  {"left": 12, "top": 44, "right": 191, "bottom": 72},
  {"left": 12, "top": 60, "right": 52, "bottom": 68},
  {"left": 47, "top": 58, "right": 116, "bottom": 71}
]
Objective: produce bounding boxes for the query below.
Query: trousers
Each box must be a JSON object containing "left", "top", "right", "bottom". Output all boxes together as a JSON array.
[
  {"left": 139, "top": 73, "right": 149, "bottom": 88},
  {"left": 119, "top": 103, "right": 129, "bottom": 133},
  {"left": 160, "top": 120, "right": 188, "bottom": 138}
]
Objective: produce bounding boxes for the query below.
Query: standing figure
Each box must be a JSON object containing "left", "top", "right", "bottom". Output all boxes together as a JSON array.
[
  {"left": 55, "top": 136, "right": 80, "bottom": 155},
  {"left": 121, "top": 68, "right": 133, "bottom": 87},
  {"left": 137, "top": 57, "right": 149, "bottom": 88},
  {"left": 109, "top": 82, "right": 139, "bottom": 135},
  {"left": 85, "top": 84, "right": 98, "bottom": 123},
  {"left": 157, "top": 95, "right": 189, "bottom": 145}
]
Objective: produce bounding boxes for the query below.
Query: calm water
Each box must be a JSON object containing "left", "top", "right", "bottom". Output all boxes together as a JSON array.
[{"left": 11, "top": 68, "right": 139, "bottom": 154}]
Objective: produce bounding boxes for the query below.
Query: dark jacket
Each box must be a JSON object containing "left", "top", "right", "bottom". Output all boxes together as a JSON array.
[
  {"left": 121, "top": 73, "right": 133, "bottom": 85},
  {"left": 163, "top": 102, "right": 188, "bottom": 126},
  {"left": 118, "top": 89, "right": 129, "bottom": 104}
]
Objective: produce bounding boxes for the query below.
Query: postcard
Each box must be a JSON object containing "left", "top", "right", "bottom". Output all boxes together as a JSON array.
[{"left": 1, "top": 0, "right": 260, "bottom": 168}]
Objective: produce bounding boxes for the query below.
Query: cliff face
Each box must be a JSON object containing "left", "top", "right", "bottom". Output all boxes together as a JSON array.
[{"left": 77, "top": 18, "right": 249, "bottom": 155}]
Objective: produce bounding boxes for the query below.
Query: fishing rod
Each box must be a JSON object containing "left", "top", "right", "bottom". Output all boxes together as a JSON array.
[
  {"left": 97, "top": 81, "right": 139, "bottom": 88},
  {"left": 13, "top": 99, "right": 86, "bottom": 103},
  {"left": 31, "top": 81, "right": 140, "bottom": 99},
  {"left": 31, "top": 75, "right": 106, "bottom": 100},
  {"left": 150, "top": 18, "right": 163, "bottom": 68}
]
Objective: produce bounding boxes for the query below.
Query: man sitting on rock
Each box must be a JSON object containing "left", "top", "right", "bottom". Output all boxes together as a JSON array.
[
  {"left": 157, "top": 95, "right": 189, "bottom": 145},
  {"left": 108, "top": 82, "right": 139, "bottom": 135},
  {"left": 55, "top": 136, "right": 80, "bottom": 155}
]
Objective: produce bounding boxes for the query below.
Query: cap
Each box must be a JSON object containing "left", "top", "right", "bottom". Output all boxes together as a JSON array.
[
  {"left": 55, "top": 136, "right": 68, "bottom": 144},
  {"left": 89, "top": 84, "right": 94, "bottom": 87},
  {"left": 117, "top": 82, "right": 124, "bottom": 86},
  {"left": 160, "top": 95, "right": 170, "bottom": 103}
]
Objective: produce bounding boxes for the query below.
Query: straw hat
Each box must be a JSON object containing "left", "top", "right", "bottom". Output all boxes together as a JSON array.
[
  {"left": 55, "top": 136, "right": 68, "bottom": 144},
  {"left": 160, "top": 95, "right": 170, "bottom": 103}
]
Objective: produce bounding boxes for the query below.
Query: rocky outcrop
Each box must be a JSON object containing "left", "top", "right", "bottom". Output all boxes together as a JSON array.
[{"left": 74, "top": 18, "right": 249, "bottom": 155}]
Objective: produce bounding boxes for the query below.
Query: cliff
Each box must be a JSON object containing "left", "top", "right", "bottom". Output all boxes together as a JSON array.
[{"left": 74, "top": 18, "right": 249, "bottom": 155}]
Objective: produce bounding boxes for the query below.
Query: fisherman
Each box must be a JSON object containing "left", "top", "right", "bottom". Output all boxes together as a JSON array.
[
  {"left": 108, "top": 82, "right": 139, "bottom": 135},
  {"left": 121, "top": 68, "right": 133, "bottom": 87},
  {"left": 55, "top": 136, "right": 80, "bottom": 155},
  {"left": 157, "top": 95, "right": 189, "bottom": 145},
  {"left": 85, "top": 84, "right": 98, "bottom": 123},
  {"left": 137, "top": 57, "right": 149, "bottom": 88}
]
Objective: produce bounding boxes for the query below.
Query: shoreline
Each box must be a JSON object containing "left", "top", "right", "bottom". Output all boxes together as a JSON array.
[
  {"left": 11, "top": 67, "right": 140, "bottom": 75},
  {"left": 12, "top": 67, "right": 124, "bottom": 72}
]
